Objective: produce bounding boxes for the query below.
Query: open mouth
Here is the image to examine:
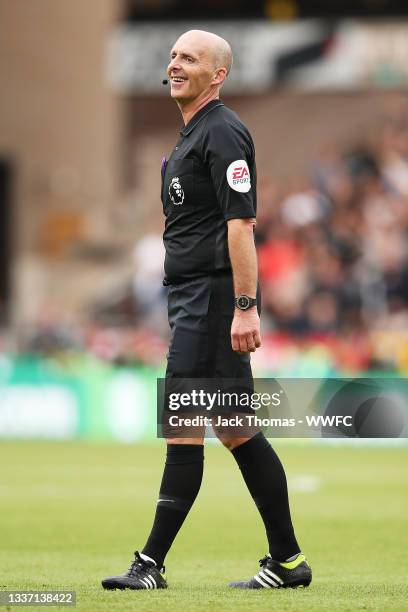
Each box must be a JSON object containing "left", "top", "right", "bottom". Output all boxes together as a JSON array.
[{"left": 171, "top": 76, "right": 187, "bottom": 84}]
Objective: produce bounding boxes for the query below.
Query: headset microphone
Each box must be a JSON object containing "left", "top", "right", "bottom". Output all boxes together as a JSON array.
[{"left": 162, "top": 79, "right": 169, "bottom": 85}]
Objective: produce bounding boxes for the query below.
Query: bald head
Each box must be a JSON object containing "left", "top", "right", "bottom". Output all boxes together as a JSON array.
[
  {"left": 168, "top": 29, "right": 233, "bottom": 111},
  {"left": 176, "top": 30, "right": 233, "bottom": 76}
]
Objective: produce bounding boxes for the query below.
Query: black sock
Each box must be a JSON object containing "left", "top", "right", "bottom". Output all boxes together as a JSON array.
[
  {"left": 231, "top": 432, "right": 300, "bottom": 561},
  {"left": 141, "top": 444, "right": 204, "bottom": 568}
]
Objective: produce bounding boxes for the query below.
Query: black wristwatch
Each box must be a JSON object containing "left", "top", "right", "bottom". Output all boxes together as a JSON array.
[{"left": 235, "top": 294, "right": 257, "bottom": 311}]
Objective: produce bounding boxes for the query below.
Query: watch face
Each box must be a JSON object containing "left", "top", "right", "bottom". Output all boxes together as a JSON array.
[{"left": 237, "top": 295, "right": 250, "bottom": 310}]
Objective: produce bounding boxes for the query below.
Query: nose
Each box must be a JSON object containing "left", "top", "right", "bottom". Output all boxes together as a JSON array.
[{"left": 167, "top": 55, "right": 180, "bottom": 74}]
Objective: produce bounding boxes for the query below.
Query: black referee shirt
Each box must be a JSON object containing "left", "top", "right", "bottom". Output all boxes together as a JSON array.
[{"left": 161, "top": 99, "right": 257, "bottom": 285}]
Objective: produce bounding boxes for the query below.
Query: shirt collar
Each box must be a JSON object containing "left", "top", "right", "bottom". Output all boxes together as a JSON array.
[{"left": 180, "top": 100, "right": 224, "bottom": 136}]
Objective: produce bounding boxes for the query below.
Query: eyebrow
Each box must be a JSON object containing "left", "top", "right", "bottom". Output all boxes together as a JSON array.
[{"left": 170, "top": 48, "right": 200, "bottom": 60}]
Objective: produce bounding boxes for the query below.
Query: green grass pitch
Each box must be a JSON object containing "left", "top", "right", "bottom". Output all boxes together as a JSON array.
[{"left": 1, "top": 441, "right": 407, "bottom": 611}]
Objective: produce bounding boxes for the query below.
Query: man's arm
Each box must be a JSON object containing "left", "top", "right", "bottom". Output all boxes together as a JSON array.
[{"left": 228, "top": 218, "right": 261, "bottom": 354}]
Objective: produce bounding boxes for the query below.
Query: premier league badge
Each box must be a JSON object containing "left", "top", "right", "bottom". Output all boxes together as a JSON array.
[{"left": 169, "top": 176, "right": 185, "bottom": 206}]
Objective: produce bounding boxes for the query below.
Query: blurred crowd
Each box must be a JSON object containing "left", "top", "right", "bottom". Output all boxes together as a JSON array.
[
  {"left": 254, "top": 103, "right": 408, "bottom": 374},
  {"left": 7, "top": 102, "right": 408, "bottom": 375}
]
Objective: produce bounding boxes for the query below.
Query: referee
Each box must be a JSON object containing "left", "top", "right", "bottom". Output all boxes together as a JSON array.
[{"left": 102, "top": 29, "right": 311, "bottom": 591}]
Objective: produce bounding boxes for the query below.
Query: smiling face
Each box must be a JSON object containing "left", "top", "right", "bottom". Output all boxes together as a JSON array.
[{"left": 166, "top": 30, "right": 231, "bottom": 106}]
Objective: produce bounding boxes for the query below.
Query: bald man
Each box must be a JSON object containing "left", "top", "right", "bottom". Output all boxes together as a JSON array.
[{"left": 102, "top": 30, "right": 311, "bottom": 592}]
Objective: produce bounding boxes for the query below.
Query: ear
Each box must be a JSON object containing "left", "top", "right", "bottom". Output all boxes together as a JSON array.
[{"left": 211, "top": 67, "right": 227, "bottom": 86}]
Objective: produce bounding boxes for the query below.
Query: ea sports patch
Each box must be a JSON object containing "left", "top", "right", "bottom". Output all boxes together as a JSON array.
[{"left": 226, "top": 159, "right": 251, "bottom": 193}]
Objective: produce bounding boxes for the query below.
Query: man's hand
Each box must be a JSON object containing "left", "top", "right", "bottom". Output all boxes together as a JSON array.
[
  {"left": 227, "top": 218, "right": 260, "bottom": 354},
  {"left": 231, "top": 308, "right": 262, "bottom": 353}
]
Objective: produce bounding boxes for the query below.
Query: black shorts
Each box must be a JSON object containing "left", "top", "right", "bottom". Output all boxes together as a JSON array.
[{"left": 166, "top": 273, "right": 260, "bottom": 380}]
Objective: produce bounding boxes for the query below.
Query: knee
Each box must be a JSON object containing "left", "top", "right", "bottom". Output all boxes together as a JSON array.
[
  {"left": 166, "top": 437, "right": 204, "bottom": 445},
  {"left": 217, "top": 435, "right": 252, "bottom": 451}
]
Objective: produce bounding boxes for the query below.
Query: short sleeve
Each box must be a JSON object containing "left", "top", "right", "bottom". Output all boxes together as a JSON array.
[{"left": 202, "top": 120, "right": 256, "bottom": 221}]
